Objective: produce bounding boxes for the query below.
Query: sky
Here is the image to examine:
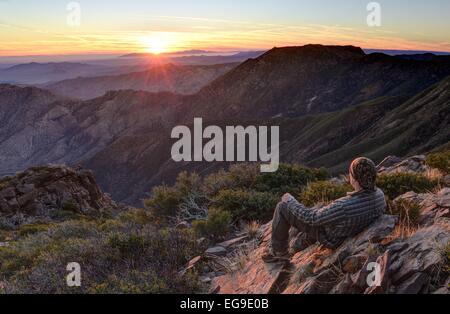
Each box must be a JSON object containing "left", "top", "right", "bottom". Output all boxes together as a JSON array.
[{"left": 0, "top": 0, "right": 449, "bottom": 57}]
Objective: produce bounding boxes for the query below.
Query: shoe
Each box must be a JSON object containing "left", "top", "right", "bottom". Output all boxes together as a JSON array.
[{"left": 261, "top": 249, "right": 290, "bottom": 263}]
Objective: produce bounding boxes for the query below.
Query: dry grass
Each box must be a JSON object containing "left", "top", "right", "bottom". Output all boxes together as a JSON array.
[
  {"left": 382, "top": 223, "right": 418, "bottom": 244},
  {"left": 424, "top": 168, "right": 445, "bottom": 191},
  {"left": 241, "top": 221, "right": 262, "bottom": 239},
  {"left": 211, "top": 240, "right": 258, "bottom": 273},
  {"left": 424, "top": 168, "right": 444, "bottom": 181}
]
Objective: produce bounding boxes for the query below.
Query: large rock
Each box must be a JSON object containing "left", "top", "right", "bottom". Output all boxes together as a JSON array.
[
  {"left": 0, "top": 165, "right": 124, "bottom": 227},
  {"left": 377, "top": 155, "right": 429, "bottom": 175}
]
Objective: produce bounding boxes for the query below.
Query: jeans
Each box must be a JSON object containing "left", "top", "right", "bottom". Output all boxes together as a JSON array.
[{"left": 271, "top": 201, "right": 319, "bottom": 254}]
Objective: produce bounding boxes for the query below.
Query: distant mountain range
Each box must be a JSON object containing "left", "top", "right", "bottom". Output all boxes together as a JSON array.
[
  {"left": 0, "top": 62, "right": 143, "bottom": 85},
  {"left": 0, "top": 51, "right": 265, "bottom": 86},
  {"left": 43, "top": 63, "right": 237, "bottom": 100},
  {"left": 0, "top": 44, "right": 449, "bottom": 205},
  {"left": 120, "top": 50, "right": 219, "bottom": 58}
]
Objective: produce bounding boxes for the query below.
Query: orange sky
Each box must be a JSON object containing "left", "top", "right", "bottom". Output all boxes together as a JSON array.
[{"left": 1, "top": 1, "right": 449, "bottom": 57}]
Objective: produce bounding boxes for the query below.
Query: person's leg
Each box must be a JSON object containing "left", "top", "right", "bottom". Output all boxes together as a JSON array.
[
  {"left": 271, "top": 201, "right": 293, "bottom": 254},
  {"left": 271, "top": 201, "right": 319, "bottom": 254}
]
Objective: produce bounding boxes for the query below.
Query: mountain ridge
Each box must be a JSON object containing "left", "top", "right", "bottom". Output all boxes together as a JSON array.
[{"left": 0, "top": 44, "right": 449, "bottom": 205}]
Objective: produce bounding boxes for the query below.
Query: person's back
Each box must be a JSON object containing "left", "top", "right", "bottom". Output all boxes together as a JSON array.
[
  {"left": 317, "top": 187, "right": 386, "bottom": 248},
  {"left": 263, "top": 157, "right": 387, "bottom": 263}
]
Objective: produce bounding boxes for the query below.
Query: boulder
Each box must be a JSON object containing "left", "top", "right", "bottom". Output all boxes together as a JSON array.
[
  {"left": 217, "top": 236, "right": 248, "bottom": 249},
  {"left": 205, "top": 246, "right": 228, "bottom": 257},
  {"left": 378, "top": 155, "right": 429, "bottom": 175},
  {"left": 395, "top": 272, "right": 429, "bottom": 294},
  {"left": 0, "top": 165, "right": 124, "bottom": 227}
]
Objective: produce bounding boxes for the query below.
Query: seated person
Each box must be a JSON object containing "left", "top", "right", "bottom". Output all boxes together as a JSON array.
[{"left": 262, "top": 157, "right": 386, "bottom": 263}]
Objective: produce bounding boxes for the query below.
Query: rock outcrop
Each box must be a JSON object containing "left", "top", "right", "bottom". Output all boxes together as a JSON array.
[
  {"left": 377, "top": 155, "right": 430, "bottom": 174},
  {"left": 0, "top": 165, "right": 125, "bottom": 228}
]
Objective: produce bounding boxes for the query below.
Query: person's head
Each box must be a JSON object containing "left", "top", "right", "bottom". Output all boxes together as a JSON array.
[{"left": 349, "top": 157, "right": 377, "bottom": 191}]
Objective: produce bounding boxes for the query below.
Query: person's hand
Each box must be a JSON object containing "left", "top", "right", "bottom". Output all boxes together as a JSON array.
[{"left": 282, "top": 193, "right": 293, "bottom": 203}]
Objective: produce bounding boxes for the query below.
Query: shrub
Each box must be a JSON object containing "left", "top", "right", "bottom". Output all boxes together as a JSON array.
[
  {"left": 108, "top": 233, "right": 146, "bottom": 260},
  {"left": 18, "top": 223, "right": 51, "bottom": 237},
  {"left": 144, "top": 185, "right": 181, "bottom": 218},
  {"left": 376, "top": 173, "right": 438, "bottom": 199},
  {"left": 426, "top": 151, "right": 450, "bottom": 175},
  {"left": 299, "top": 181, "right": 353, "bottom": 207},
  {"left": 192, "top": 208, "right": 232, "bottom": 239},
  {"left": 255, "top": 164, "right": 329, "bottom": 196},
  {"left": 117, "top": 208, "right": 153, "bottom": 226},
  {"left": 212, "top": 189, "right": 278, "bottom": 221},
  {"left": 144, "top": 172, "right": 205, "bottom": 219},
  {"left": 62, "top": 200, "right": 79, "bottom": 212},
  {"left": 173, "top": 171, "right": 203, "bottom": 198},
  {"left": 202, "top": 164, "right": 260, "bottom": 197}
]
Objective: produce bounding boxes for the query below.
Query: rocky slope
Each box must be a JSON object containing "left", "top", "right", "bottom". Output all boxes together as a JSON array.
[
  {"left": 0, "top": 165, "right": 125, "bottom": 228},
  {"left": 194, "top": 157, "right": 450, "bottom": 294},
  {"left": 43, "top": 63, "right": 237, "bottom": 100}
]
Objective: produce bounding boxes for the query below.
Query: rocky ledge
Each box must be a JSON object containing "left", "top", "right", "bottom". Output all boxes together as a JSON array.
[{"left": 0, "top": 165, "right": 125, "bottom": 228}]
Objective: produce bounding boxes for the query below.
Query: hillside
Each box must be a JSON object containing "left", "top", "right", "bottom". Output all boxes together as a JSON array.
[{"left": 305, "top": 76, "right": 450, "bottom": 172}]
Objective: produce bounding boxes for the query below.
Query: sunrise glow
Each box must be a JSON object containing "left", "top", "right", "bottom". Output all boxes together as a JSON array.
[
  {"left": 142, "top": 36, "right": 170, "bottom": 55},
  {"left": 0, "top": 0, "right": 449, "bottom": 56}
]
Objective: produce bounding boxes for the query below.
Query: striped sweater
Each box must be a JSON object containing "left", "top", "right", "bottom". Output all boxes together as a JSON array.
[{"left": 286, "top": 188, "right": 386, "bottom": 248}]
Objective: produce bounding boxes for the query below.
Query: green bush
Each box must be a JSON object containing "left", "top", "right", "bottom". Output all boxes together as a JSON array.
[
  {"left": 202, "top": 164, "right": 259, "bottom": 196},
  {"left": 426, "top": 151, "right": 450, "bottom": 174},
  {"left": 212, "top": 189, "right": 278, "bottom": 221},
  {"left": 255, "top": 164, "right": 329, "bottom": 195},
  {"left": 144, "top": 172, "right": 204, "bottom": 219},
  {"left": 388, "top": 199, "right": 421, "bottom": 225},
  {"left": 144, "top": 185, "right": 181, "bottom": 218},
  {"left": 108, "top": 233, "right": 146, "bottom": 260},
  {"left": 18, "top": 223, "right": 52, "bottom": 237},
  {"left": 300, "top": 181, "right": 353, "bottom": 207},
  {"left": 192, "top": 208, "right": 232, "bottom": 239},
  {"left": 173, "top": 171, "right": 203, "bottom": 198},
  {"left": 376, "top": 173, "right": 438, "bottom": 199},
  {"left": 62, "top": 200, "right": 79, "bottom": 212}
]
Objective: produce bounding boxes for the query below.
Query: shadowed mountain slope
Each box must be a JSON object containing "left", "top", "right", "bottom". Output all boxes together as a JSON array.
[{"left": 185, "top": 45, "right": 450, "bottom": 120}]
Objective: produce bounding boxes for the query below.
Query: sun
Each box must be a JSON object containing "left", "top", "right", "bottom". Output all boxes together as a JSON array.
[{"left": 142, "top": 36, "right": 169, "bottom": 55}]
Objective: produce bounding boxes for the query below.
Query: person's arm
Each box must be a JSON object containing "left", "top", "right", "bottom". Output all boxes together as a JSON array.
[{"left": 284, "top": 193, "right": 347, "bottom": 227}]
